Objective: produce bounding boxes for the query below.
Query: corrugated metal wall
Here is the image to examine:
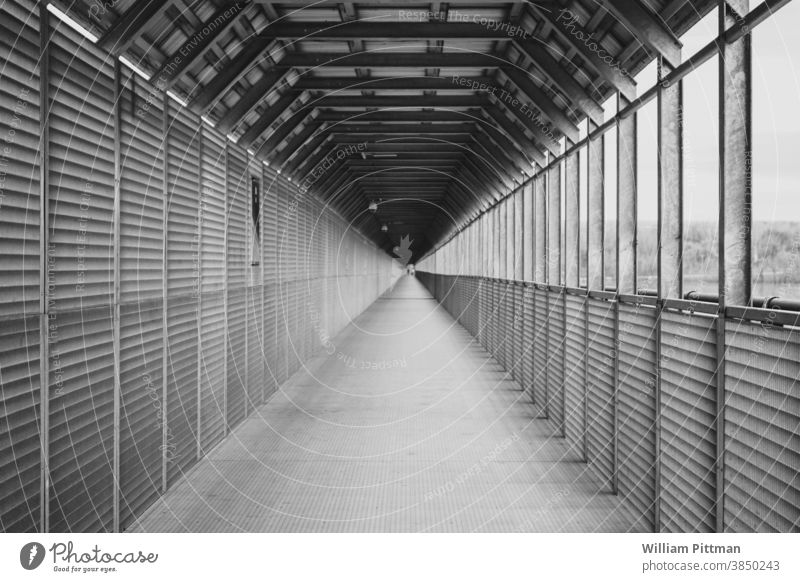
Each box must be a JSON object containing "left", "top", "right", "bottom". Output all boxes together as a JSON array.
[
  {"left": 165, "top": 103, "right": 200, "bottom": 485},
  {"left": 564, "top": 293, "right": 586, "bottom": 460},
  {"left": 0, "top": 0, "right": 40, "bottom": 318},
  {"left": 48, "top": 24, "right": 116, "bottom": 533},
  {"left": 0, "top": 0, "right": 41, "bottom": 534},
  {"left": 417, "top": 273, "right": 799, "bottom": 534},
  {"left": 118, "top": 67, "right": 165, "bottom": 529},
  {"left": 199, "top": 124, "right": 226, "bottom": 454},
  {"left": 248, "top": 155, "right": 265, "bottom": 407},
  {"left": 659, "top": 310, "right": 716, "bottom": 533},
  {"left": 496, "top": 283, "right": 507, "bottom": 368},
  {"left": 276, "top": 177, "right": 290, "bottom": 383},
  {"left": 617, "top": 302, "right": 658, "bottom": 531},
  {"left": 0, "top": 319, "right": 41, "bottom": 532},
  {"left": 533, "top": 287, "right": 548, "bottom": 416},
  {"left": 49, "top": 307, "right": 116, "bottom": 532},
  {"left": 522, "top": 286, "right": 535, "bottom": 406},
  {"left": 0, "top": 3, "right": 400, "bottom": 532},
  {"left": 512, "top": 284, "right": 524, "bottom": 383},
  {"left": 585, "top": 297, "right": 615, "bottom": 492},
  {"left": 262, "top": 166, "right": 279, "bottom": 399},
  {"left": 225, "top": 144, "right": 248, "bottom": 431},
  {"left": 723, "top": 321, "right": 800, "bottom": 532},
  {"left": 547, "top": 289, "right": 566, "bottom": 435}
]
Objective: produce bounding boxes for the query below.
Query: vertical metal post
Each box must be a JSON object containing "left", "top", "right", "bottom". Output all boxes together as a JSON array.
[
  {"left": 534, "top": 172, "right": 546, "bottom": 413},
  {"left": 586, "top": 121, "right": 604, "bottom": 464},
  {"left": 474, "top": 220, "right": 478, "bottom": 278},
  {"left": 467, "top": 222, "right": 472, "bottom": 277},
  {"left": 196, "top": 124, "right": 204, "bottom": 460},
  {"left": 507, "top": 195, "right": 514, "bottom": 280},
  {"left": 483, "top": 210, "right": 494, "bottom": 279},
  {"left": 261, "top": 163, "right": 267, "bottom": 404},
  {"left": 244, "top": 155, "right": 250, "bottom": 419},
  {"left": 476, "top": 209, "right": 481, "bottom": 277},
  {"left": 547, "top": 163, "right": 561, "bottom": 286},
  {"left": 38, "top": 3, "right": 51, "bottom": 533},
  {"left": 493, "top": 206, "right": 499, "bottom": 354},
  {"left": 523, "top": 182, "right": 533, "bottom": 282},
  {"left": 656, "top": 56, "right": 684, "bottom": 533},
  {"left": 565, "top": 144, "right": 580, "bottom": 288},
  {"left": 223, "top": 142, "right": 230, "bottom": 435},
  {"left": 515, "top": 187, "right": 523, "bottom": 280},
  {"left": 111, "top": 59, "right": 122, "bottom": 533},
  {"left": 615, "top": 95, "right": 637, "bottom": 496},
  {"left": 547, "top": 161, "right": 561, "bottom": 425},
  {"left": 161, "top": 94, "right": 170, "bottom": 494},
  {"left": 716, "top": 0, "right": 752, "bottom": 532},
  {"left": 509, "top": 195, "right": 515, "bottom": 369},
  {"left": 564, "top": 141, "right": 579, "bottom": 440},
  {"left": 515, "top": 187, "right": 524, "bottom": 382},
  {"left": 534, "top": 174, "right": 546, "bottom": 283},
  {"left": 480, "top": 213, "right": 486, "bottom": 346},
  {"left": 720, "top": 1, "right": 753, "bottom": 310},
  {"left": 495, "top": 201, "right": 502, "bottom": 279},
  {"left": 659, "top": 66, "right": 684, "bottom": 301},
  {"left": 617, "top": 96, "right": 638, "bottom": 295},
  {"left": 557, "top": 155, "right": 572, "bottom": 442},
  {"left": 587, "top": 122, "right": 605, "bottom": 290},
  {"left": 503, "top": 197, "right": 510, "bottom": 366},
  {"left": 483, "top": 211, "right": 488, "bottom": 278}
]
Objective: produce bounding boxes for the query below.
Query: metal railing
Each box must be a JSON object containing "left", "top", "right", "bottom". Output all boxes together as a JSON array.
[{"left": 418, "top": 271, "right": 799, "bottom": 532}]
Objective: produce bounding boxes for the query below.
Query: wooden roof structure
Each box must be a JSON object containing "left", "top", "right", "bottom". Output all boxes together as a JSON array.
[{"left": 56, "top": 0, "right": 716, "bottom": 259}]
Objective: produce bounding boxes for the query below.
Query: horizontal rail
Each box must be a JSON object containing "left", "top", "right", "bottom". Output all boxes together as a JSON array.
[{"left": 425, "top": 274, "right": 800, "bottom": 322}]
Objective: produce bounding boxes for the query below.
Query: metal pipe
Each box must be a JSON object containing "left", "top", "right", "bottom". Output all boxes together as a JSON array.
[
  {"left": 617, "top": 94, "right": 637, "bottom": 295},
  {"left": 161, "top": 94, "right": 170, "bottom": 494},
  {"left": 112, "top": 58, "right": 122, "bottom": 533},
  {"left": 587, "top": 121, "right": 605, "bottom": 290},
  {"left": 38, "top": 2, "right": 51, "bottom": 533},
  {"left": 534, "top": 174, "right": 546, "bottom": 282},
  {"left": 658, "top": 60, "right": 684, "bottom": 300},
  {"left": 716, "top": 0, "right": 753, "bottom": 533},
  {"left": 565, "top": 142, "right": 580, "bottom": 288},
  {"left": 547, "top": 162, "right": 561, "bottom": 285},
  {"left": 196, "top": 123, "right": 205, "bottom": 460}
]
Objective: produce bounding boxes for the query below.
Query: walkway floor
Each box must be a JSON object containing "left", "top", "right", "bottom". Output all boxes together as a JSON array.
[{"left": 132, "top": 276, "right": 642, "bottom": 532}]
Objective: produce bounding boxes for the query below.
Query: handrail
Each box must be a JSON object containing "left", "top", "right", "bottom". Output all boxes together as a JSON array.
[{"left": 416, "top": 272, "right": 800, "bottom": 318}]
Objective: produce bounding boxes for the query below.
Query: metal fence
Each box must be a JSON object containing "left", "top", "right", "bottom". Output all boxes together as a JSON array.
[
  {"left": 417, "top": 272, "right": 799, "bottom": 533},
  {"left": 0, "top": 0, "right": 401, "bottom": 533},
  {"left": 416, "top": 0, "right": 799, "bottom": 533}
]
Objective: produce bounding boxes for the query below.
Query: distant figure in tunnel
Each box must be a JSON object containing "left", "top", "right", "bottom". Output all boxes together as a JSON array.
[{"left": 393, "top": 234, "right": 413, "bottom": 267}]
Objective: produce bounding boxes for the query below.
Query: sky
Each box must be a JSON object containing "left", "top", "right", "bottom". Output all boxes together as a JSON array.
[{"left": 623, "top": 2, "right": 800, "bottom": 223}]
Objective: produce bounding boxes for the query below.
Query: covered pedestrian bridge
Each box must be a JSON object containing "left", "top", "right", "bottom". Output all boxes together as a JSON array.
[{"left": 0, "top": 0, "right": 797, "bottom": 533}]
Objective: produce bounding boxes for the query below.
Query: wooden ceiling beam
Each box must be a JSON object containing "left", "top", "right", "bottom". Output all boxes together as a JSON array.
[
  {"left": 98, "top": 0, "right": 173, "bottom": 53},
  {"left": 148, "top": 1, "right": 250, "bottom": 89},
  {"left": 257, "top": 21, "right": 529, "bottom": 40},
  {"left": 293, "top": 75, "right": 495, "bottom": 91},
  {"left": 601, "top": 0, "right": 682, "bottom": 67},
  {"left": 528, "top": 3, "right": 638, "bottom": 101}
]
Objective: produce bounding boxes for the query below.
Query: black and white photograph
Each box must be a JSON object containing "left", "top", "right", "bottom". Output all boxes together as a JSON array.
[{"left": 1, "top": 0, "right": 798, "bottom": 579}]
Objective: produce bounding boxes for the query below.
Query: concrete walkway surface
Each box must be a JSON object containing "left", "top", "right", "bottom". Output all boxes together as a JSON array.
[{"left": 132, "top": 276, "right": 641, "bottom": 532}]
